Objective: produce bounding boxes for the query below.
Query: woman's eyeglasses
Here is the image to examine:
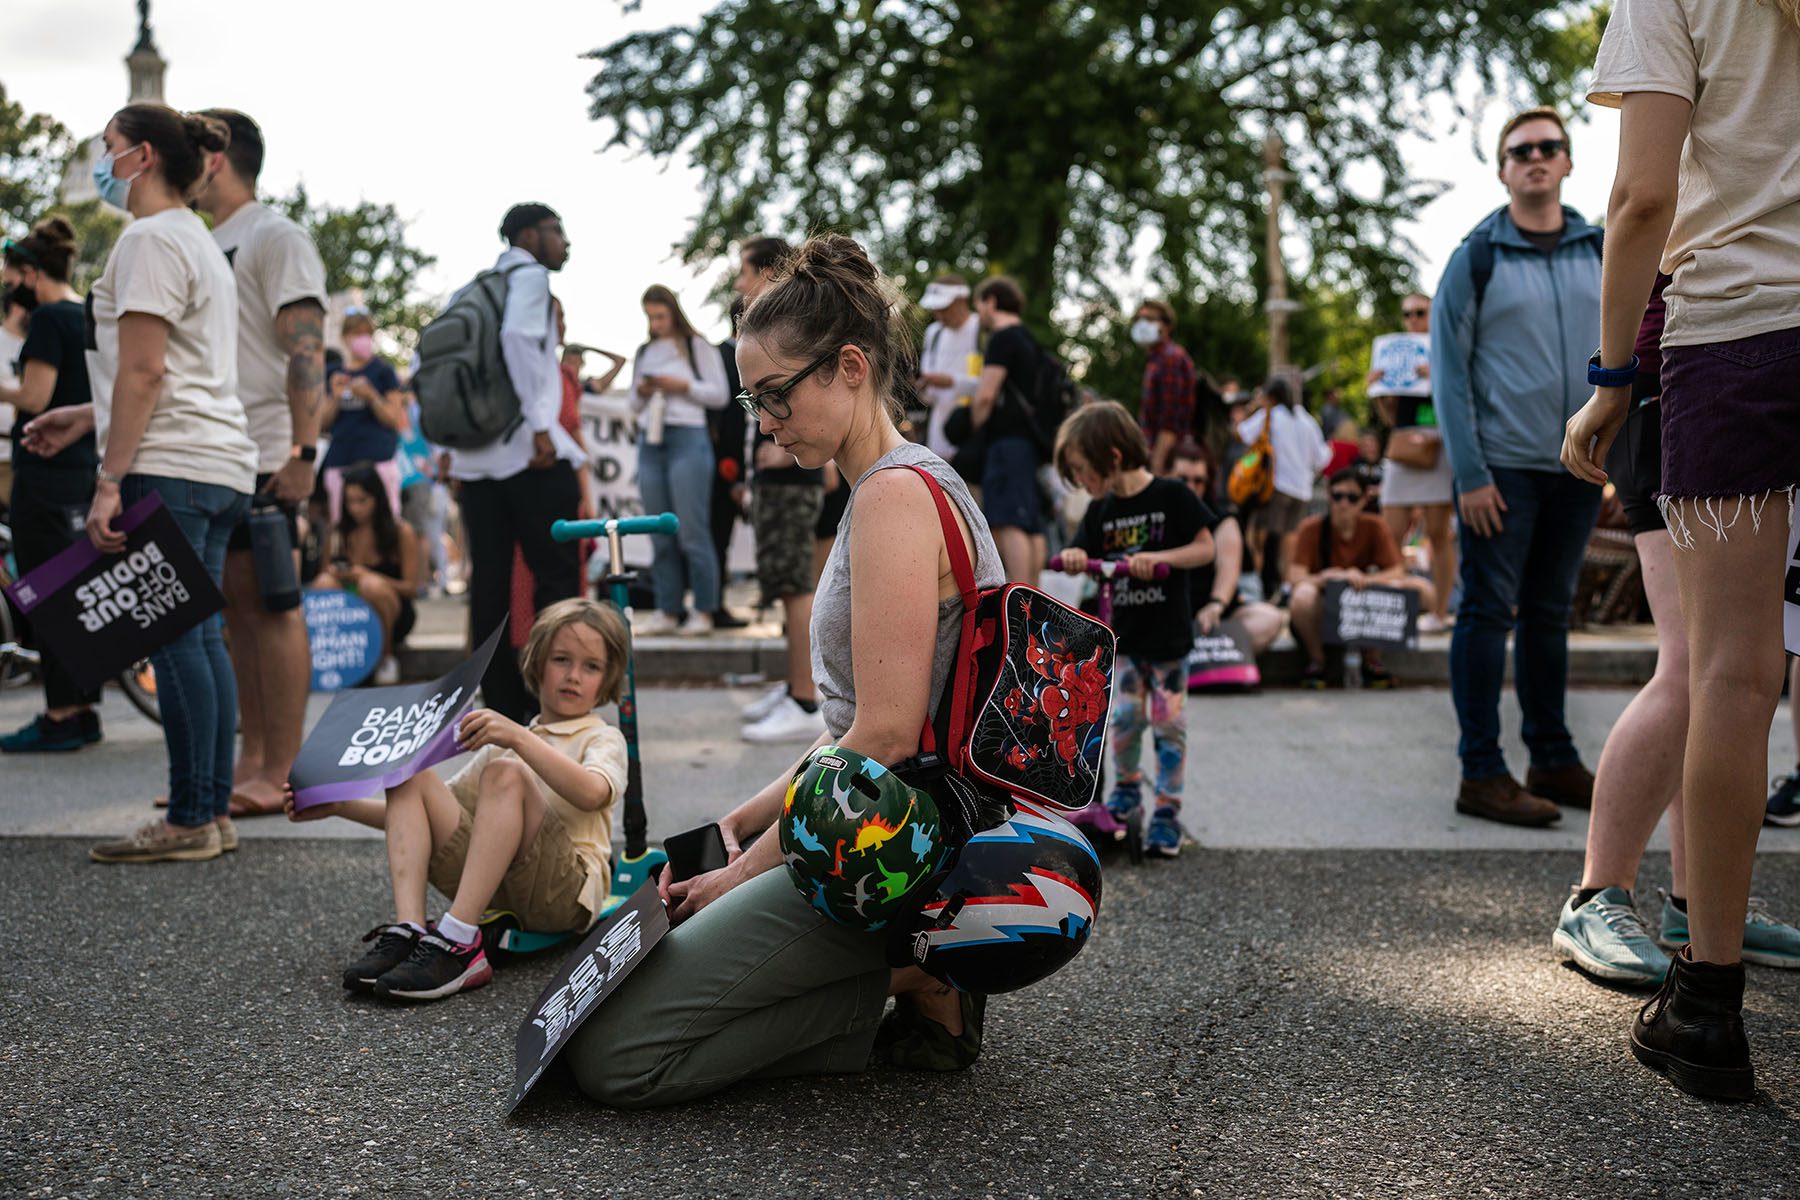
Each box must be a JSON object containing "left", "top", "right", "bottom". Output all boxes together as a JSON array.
[
  {"left": 736, "top": 348, "right": 838, "bottom": 421},
  {"left": 1503, "top": 138, "right": 1567, "bottom": 164}
]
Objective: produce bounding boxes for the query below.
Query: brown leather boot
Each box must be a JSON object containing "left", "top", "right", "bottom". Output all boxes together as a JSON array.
[
  {"left": 1526, "top": 763, "right": 1597, "bottom": 809},
  {"left": 1456, "top": 775, "right": 1561, "bottom": 827}
]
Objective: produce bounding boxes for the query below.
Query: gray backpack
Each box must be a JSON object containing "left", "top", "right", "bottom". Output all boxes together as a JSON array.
[{"left": 414, "top": 262, "right": 532, "bottom": 448}]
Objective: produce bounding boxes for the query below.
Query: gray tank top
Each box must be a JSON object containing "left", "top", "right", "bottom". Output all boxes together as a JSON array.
[{"left": 811, "top": 443, "right": 1005, "bottom": 738}]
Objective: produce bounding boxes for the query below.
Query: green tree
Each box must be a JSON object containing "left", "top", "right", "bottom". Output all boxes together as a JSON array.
[
  {"left": 586, "top": 1, "right": 1601, "bottom": 358},
  {"left": 273, "top": 184, "right": 438, "bottom": 347},
  {"left": 0, "top": 81, "right": 75, "bottom": 239}
]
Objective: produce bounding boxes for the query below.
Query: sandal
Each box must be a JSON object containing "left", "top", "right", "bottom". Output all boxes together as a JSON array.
[
  {"left": 875, "top": 991, "right": 986, "bottom": 1072},
  {"left": 228, "top": 789, "right": 286, "bottom": 818}
]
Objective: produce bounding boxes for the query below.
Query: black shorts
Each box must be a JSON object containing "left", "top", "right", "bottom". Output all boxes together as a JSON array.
[
  {"left": 226, "top": 472, "right": 301, "bottom": 552},
  {"left": 815, "top": 479, "right": 851, "bottom": 540},
  {"left": 1604, "top": 382, "right": 1664, "bottom": 537}
]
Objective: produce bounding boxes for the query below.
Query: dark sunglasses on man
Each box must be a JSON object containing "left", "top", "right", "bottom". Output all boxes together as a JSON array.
[
  {"left": 1329, "top": 489, "right": 1363, "bottom": 504},
  {"left": 1402, "top": 306, "right": 1428, "bottom": 319},
  {"left": 1504, "top": 138, "right": 1567, "bottom": 164},
  {"left": 736, "top": 348, "right": 838, "bottom": 421}
]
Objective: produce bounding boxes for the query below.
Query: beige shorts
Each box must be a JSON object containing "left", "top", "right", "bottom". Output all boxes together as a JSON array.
[
  {"left": 427, "top": 767, "right": 594, "bottom": 932},
  {"left": 1251, "top": 491, "right": 1308, "bottom": 535}
]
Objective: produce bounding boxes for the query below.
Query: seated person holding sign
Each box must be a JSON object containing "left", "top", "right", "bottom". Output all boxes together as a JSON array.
[
  {"left": 285, "top": 599, "right": 628, "bottom": 1002},
  {"left": 1289, "top": 469, "right": 1435, "bottom": 690},
  {"left": 310, "top": 462, "right": 422, "bottom": 682}
]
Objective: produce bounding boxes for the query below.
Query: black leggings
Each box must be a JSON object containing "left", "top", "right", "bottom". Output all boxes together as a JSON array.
[{"left": 9, "top": 466, "right": 101, "bottom": 710}]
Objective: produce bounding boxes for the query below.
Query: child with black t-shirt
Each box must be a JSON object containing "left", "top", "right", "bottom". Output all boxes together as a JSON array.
[{"left": 1055, "top": 402, "right": 1215, "bottom": 858}]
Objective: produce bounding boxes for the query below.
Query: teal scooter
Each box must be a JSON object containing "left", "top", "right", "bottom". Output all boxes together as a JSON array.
[{"left": 479, "top": 511, "right": 679, "bottom": 961}]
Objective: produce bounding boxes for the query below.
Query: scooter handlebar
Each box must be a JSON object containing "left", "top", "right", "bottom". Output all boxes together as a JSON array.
[
  {"left": 552, "top": 513, "right": 679, "bottom": 542},
  {"left": 1048, "top": 555, "right": 1171, "bottom": 581}
]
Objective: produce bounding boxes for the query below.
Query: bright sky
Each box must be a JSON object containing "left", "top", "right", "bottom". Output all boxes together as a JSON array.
[{"left": 0, "top": 0, "right": 1620, "bottom": 356}]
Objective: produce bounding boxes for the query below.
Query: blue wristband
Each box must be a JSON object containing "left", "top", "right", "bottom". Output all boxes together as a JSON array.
[{"left": 1587, "top": 350, "right": 1640, "bottom": 388}]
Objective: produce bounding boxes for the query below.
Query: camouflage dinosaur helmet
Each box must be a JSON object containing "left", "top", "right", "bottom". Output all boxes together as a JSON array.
[{"left": 778, "top": 745, "right": 947, "bottom": 932}]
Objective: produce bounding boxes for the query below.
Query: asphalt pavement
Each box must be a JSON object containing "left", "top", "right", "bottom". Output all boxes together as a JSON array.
[{"left": 4, "top": 682, "right": 1800, "bottom": 1197}]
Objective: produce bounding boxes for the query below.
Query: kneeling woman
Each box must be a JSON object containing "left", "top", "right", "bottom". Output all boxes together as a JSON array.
[{"left": 566, "top": 234, "right": 1005, "bottom": 1107}]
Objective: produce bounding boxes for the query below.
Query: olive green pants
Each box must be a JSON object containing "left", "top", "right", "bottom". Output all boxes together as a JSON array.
[{"left": 566, "top": 866, "right": 891, "bottom": 1109}]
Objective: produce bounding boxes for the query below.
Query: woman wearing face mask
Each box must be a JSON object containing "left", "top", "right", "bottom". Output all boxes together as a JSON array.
[
  {"left": 319, "top": 310, "right": 406, "bottom": 521},
  {"left": 565, "top": 234, "right": 1006, "bottom": 1108},
  {"left": 0, "top": 218, "right": 103, "bottom": 753},
  {"left": 629, "top": 285, "right": 728, "bottom": 637},
  {"left": 20, "top": 104, "right": 257, "bottom": 864}
]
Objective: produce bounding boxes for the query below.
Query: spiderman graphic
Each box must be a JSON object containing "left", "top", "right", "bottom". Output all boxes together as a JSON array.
[{"left": 1020, "top": 603, "right": 1107, "bottom": 776}]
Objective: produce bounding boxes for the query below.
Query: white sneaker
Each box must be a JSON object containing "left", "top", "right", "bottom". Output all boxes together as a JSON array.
[
  {"left": 1417, "top": 613, "right": 1451, "bottom": 634},
  {"left": 375, "top": 655, "right": 400, "bottom": 685},
  {"left": 677, "top": 611, "right": 714, "bottom": 637},
  {"left": 740, "top": 682, "right": 789, "bottom": 722},
  {"left": 740, "top": 696, "right": 827, "bottom": 744},
  {"left": 634, "top": 611, "right": 679, "bottom": 636}
]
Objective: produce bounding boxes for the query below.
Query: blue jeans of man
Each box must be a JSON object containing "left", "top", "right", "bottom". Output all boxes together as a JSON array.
[
  {"left": 637, "top": 426, "right": 719, "bottom": 615},
  {"left": 1449, "top": 467, "right": 1602, "bottom": 781},
  {"left": 122, "top": 474, "right": 250, "bottom": 828}
]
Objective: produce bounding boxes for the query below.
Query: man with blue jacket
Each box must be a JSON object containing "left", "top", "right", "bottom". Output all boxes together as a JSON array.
[{"left": 1432, "top": 107, "right": 1604, "bottom": 827}]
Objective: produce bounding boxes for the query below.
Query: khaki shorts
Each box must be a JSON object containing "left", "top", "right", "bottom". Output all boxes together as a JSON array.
[
  {"left": 1250, "top": 491, "right": 1308, "bottom": 536},
  {"left": 427, "top": 767, "right": 594, "bottom": 932}
]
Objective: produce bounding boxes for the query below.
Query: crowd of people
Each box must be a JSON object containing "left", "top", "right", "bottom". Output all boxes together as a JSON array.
[{"left": 1, "top": 0, "right": 1797, "bottom": 1105}]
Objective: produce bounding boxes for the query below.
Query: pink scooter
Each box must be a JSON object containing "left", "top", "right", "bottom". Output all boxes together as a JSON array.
[{"left": 1047, "top": 554, "right": 1171, "bottom": 863}]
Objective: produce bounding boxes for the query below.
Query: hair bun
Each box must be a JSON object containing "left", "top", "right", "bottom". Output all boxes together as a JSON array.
[
  {"left": 181, "top": 112, "right": 231, "bottom": 155},
  {"left": 32, "top": 216, "right": 77, "bottom": 248},
  {"left": 791, "top": 233, "right": 877, "bottom": 284}
]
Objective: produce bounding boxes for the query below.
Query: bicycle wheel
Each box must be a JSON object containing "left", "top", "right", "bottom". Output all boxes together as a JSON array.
[{"left": 120, "top": 659, "right": 162, "bottom": 724}]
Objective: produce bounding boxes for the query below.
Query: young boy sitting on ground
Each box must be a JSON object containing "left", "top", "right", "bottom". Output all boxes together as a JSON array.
[
  {"left": 287, "top": 598, "right": 629, "bottom": 1001},
  {"left": 1055, "top": 401, "right": 1216, "bottom": 858}
]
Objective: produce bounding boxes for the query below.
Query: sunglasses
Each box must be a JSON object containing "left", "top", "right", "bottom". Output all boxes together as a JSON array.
[
  {"left": 736, "top": 348, "right": 838, "bottom": 421},
  {"left": 1179, "top": 474, "right": 1209, "bottom": 489},
  {"left": 1402, "top": 307, "right": 1428, "bottom": 318},
  {"left": 1504, "top": 138, "right": 1567, "bottom": 164},
  {"left": 1329, "top": 490, "right": 1363, "bottom": 504}
]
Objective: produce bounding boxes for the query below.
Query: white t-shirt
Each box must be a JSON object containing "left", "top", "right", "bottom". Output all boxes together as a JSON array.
[
  {"left": 86, "top": 207, "right": 257, "bottom": 494},
  {"left": 919, "top": 315, "right": 982, "bottom": 459},
  {"left": 1237, "top": 405, "right": 1332, "bottom": 502},
  {"left": 1590, "top": 0, "right": 1800, "bottom": 346},
  {"left": 211, "top": 201, "right": 327, "bottom": 472},
  {"left": 629, "top": 336, "right": 728, "bottom": 429}
]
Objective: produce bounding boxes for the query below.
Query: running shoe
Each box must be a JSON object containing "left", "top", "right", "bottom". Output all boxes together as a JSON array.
[
  {"left": 1144, "top": 805, "right": 1183, "bottom": 859},
  {"left": 740, "top": 681, "right": 789, "bottom": 722},
  {"left": 373, "top": 926, "right": 492, "bottom": 1001},
  {"left": 0, "top": 713, "right": 88, "bottom": 753},
  {"left": 740, "top": 696, "right": 827, "bottom": 744},
  {"left": 1552, "top": 885, "right": 1668, "bottom": 987},
  {"left": 1659, "top": 890, "right": 1800, "bottom": 970},
  {"left": 343, "top": 924, "right": 421, "bottom": 992},
  {"left": 1765, "top": 772, "right": 1800, "bottom": 828},
  {"left": 1105, "top": 777, "right": 1143, "bottom": 825}
]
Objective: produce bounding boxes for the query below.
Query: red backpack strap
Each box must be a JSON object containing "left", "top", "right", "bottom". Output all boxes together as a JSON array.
[
  {"left": 902, "top": 463, "right": 980, "bottom": 769},
  {"left": 904, "top": 463, "right": 979, "bottom": 609}
]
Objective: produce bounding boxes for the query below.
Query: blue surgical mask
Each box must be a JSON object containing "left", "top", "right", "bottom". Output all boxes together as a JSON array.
[
  {"left": 92, "top": 145, "right": 145, "bottom": 209},
  {"left": 1129, "top": 319, "right": 1161, "bottom": 347}
]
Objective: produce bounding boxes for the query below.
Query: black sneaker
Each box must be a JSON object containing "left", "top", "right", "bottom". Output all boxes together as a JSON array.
[
  {"left": 0, "top": 713, "right": 87, "bottom": 753},
  {"left": 342, "top": 924, "right": 420, "bottom": 992},
  {"left": 372, "top": 926, "right": 493, "bottom": 1002},
  {"left": 711, "top": 608, "right": 750, "bottom": 630},
  {"left": 1300, "top": 662, "right": 1328, "bottom": 690},
  {"left": 1765, "top": 772, "right": 1800, "bottom": 828},
  {"left": 1630, "top": 949, "right": 1755, "bottom": 1102},
  {"left": 79, "top": 709, "right": 103, "bottom": 744}
]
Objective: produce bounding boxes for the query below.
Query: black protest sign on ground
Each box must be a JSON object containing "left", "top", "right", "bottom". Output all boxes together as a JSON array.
[
  {"left": 288, "top": 624, "right": 505, "bottom": 810},
  {"left": 507, "top": 882, "right": 670, "bottom": 1115},
  {"left": 1, "top": 494, "right": 223, "bottom": 692},
  {"left": 1186, "top": 617, "right": 1261, "bottom": 691},
  {"left": 1322, "top": 581, "right": 1419, "bottom": 650}
]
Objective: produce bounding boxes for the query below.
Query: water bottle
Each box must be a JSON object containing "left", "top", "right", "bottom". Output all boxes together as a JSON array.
[
  {"left": 645, "top": 390, "right": 667, "bottom": 446},
  {"left": 248, "top": 497, "right": 302, "bottom": 612}
]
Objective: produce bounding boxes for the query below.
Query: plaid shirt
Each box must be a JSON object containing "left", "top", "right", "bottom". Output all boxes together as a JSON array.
[{"left": 1139, "top": 340, "right": 1196, "bottom": 440}]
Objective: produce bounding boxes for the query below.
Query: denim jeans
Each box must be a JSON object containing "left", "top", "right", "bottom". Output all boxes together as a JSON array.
[
  {"left": 122, "top": 474, "right": 250, "bottom": 828},
  {"left": 637, "top": 425, "right": 719, "bottom": 615},
  {"left": 1449, "top": 467, "right": 1602, "bottom": 780}
]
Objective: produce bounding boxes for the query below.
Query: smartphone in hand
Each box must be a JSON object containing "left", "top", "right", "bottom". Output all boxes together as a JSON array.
[{"left": 663, "top": 823, "right": 728, "bottom": 884}]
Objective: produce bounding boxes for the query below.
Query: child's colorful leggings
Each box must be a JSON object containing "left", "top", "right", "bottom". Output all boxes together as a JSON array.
[{"left": 1110, "top": 656, "right": 1188, "bottom": 804}]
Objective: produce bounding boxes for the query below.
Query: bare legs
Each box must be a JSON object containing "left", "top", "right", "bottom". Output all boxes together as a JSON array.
[
  {"left": 1671, "top": 503, "right": 1790, "bottom": 963},
  {"left": 1383, "top": 502, "right": 1455, "bottom": 624},
  {"left": 1580, "top": 532, "right": 1687, "bottom": 891},
  {"left": 993, "top": 526, "right": 1040, "bottom": 586},
  {"left": 782, "top": 592, "right": 816, "bottom": 704},
  {"left": 382, "top": 760, "right": 544, "bottom": 929},
  {"left": 223, "top": 551, "right": 311, "bottom": 813},
  {"left": 1289, "top": 581, "right": 1325, "bottom": 666}
]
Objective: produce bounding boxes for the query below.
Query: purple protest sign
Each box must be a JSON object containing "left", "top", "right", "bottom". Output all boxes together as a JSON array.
[
  {"left": 1, "top": 493, "right": 224, "bottom": 692},
  {"left": 288, "top": 624, "right": 506, "bottom": 810}
]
